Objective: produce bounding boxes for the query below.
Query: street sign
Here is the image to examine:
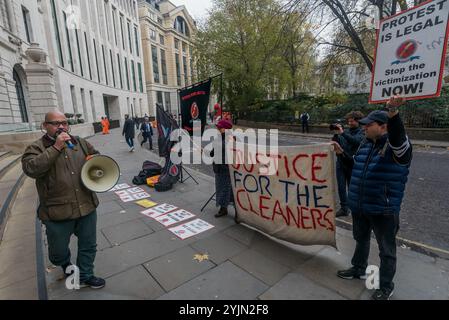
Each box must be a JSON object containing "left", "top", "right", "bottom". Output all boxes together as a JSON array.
[{"left": 369, "top": 0, "right": 449, "bottom": 103}]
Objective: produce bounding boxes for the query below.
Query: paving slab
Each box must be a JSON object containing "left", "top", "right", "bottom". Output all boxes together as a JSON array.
[
  {"left": 102, "top": 219, "right": 154, "bottom": 245},
  {"left": 230, "top": 249, "right": 291, "bottom": 286},
  {"left": 144, "top": 246, "right": 216, "bottom": 292},
  {"left": 94, "top": 229, "right": 192, "bottom": 279},
  {"left": 191, "top": 232, "right": 248, "bottom": 264},
  {"left": 96, "top": 209, "right": 142, "bottom": 230},
  {"left": 0, "top": 276, "right": 37, "bottom": 300},
  {"left": 259, "top": 273, "right": 347, "bottom": 300},
  {"left": 158, "top": 261, "right": 269, "bottom": 300},
  {"left": 293, "top": 247, "right": 367, "bottom": 300},
  {"left": 55, "top": 266, "right": 165, "bottom": 300},
  {"left": 97, "top": 201, "right": 125, "bottom": 216}
]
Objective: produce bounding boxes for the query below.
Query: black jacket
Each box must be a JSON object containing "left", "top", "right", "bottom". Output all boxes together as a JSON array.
[
  {"left": 211, "top": 133, "right": 229, "bottom": 174},
  {"left": 122, "top": 118, "right": 135, "bottom": 138},
  {"left": 140, "top": 122, "right": 153, "bottom": 136}
]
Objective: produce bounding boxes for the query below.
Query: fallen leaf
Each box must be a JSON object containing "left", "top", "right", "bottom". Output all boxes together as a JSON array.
[{"left": 193, "top": 254, "right": 209, "bottom": 263}]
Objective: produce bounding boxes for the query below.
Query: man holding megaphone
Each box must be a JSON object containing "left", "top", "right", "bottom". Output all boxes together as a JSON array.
[{"left": 22, "top": 111, "right": 108, "bottom": 290}]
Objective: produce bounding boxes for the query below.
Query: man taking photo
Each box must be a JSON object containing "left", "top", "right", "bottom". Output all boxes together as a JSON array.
[
  {"left": 331, "top": 111, "right": 365, "bottom": 217},
  {"left": 22, "top": 111, "right": 105, "bottom": 289},
  {"left": 332, "top": 96, "right": 412, "bottom": 300}
]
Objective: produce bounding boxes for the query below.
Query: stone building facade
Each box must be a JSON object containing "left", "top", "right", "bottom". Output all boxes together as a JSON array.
[
  {"left": 138, "top": 0, "right": 196, "bottom": 116},
  {"left": 0, "top": 0, "right": 149, "bottom": 132}
]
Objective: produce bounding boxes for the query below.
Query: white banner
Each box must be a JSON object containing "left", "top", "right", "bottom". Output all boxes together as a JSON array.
[
  {"left": 370, "top": 0, "right": 449, "bottom": 103},
  {"left": 229, "top": 143, "right": 338, "bottom": 247}
]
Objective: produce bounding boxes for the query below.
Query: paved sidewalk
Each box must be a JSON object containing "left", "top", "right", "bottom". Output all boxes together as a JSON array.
[
  {"left": 43, "top": 129, "right": 449, "bottom": 300},
  {"left": 235, "top": 125, "right": 449, "bottom": 149}
]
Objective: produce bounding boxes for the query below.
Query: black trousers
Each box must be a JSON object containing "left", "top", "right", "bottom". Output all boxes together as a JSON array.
[
  {"left": 302, "top": 122, "right": 309, "bottom": 133},
  {"left": 351, "top": 212, "right": 400, "bottom": 290},
  {"left": 141, "top": 133, "right": 153, "bottom": 149}
]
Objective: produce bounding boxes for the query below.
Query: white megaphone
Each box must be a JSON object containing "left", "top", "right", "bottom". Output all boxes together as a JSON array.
[{"left": 81, "top": 155, "right": 120, "bottom": 193}]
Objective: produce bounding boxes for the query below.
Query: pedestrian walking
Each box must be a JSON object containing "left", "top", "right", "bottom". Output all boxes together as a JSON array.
[
  {"left": 21, "top": 111, "right": 106, "bottom": 289},
  {"left": 123, "top": 114, "right": 135, "bottom": 152},
  {"left": 333, "top": 96, "right": 412, "bottom": 300},
  {"left": 140, "top": 117, "right": 153, "bottom": 150}
]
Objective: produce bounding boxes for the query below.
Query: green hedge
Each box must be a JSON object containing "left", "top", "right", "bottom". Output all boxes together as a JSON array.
[{"left": 240, "top": 88, "right": 449, "bottom": 128}]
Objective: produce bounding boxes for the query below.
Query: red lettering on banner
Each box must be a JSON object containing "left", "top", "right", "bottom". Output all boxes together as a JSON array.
[
  {"left": 311, "top": 153, "right": 328, "bottom": 183},
  {"left": 259, "top": 196, "right": 271, "bottom": 220},
  {"left": 272, "top": 200, "right": 289, "bottom": 225},
  {"left": 236, "top": 189, "right": 249, "bottom": 211},
  {"left": 292, "top": 154, "right": 308, "bottom": 181},
  {"left": 323, "top": 209, "right": 335, "bottom": 231},
  {"left": 300, "top": 206, "right": 313, "bottom": 229},
  {"left": 286, "top": 205, "right": 300, "bottom": 228},
  {"left": 311, "top": 208, "right": 327, "bottom": 229},
  {"left": 283, "top": 155, "right": 291, "bottom": 178}
]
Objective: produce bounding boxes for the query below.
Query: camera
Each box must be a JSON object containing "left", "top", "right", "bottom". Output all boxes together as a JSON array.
[{"left": 329, "top": 121, "right": 344, "bottom": 131}]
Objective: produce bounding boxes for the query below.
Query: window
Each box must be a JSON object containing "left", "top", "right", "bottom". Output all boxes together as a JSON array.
[
  {"left": 156, "top": 91, "right": 163, "bottom": 107},
  {"left": 150, "top": 29, "right": 157, "bottom": 40},
  {"left": 164, "top": 92, "right": 171, "bottom": 112},
  {"left": 84, "top": 33, "right": 92, "bottom": 80},
  {"left": 174, "top": 38, "right": 179, "bottom": 50},
  {"left": 75, "top": 29, "right": 84, "bottom": 76},
  {"left": 138, "top": 63, "right": 143, "bottom": 93},
  {"left": 104, "top": 1, "right": 110, "bottom": 41},
  {"left": 174, "top": 16, "right": 189, "bottom": 36},
  {"left": 152, "top": 45, "right": 159, "bottom": 84},
  {"left": 120, "top": 15, "right": 125, "bottom": 50},
  {"left": 157, "top": 17, "right": 163, "bottom": 25},
  {"left": 117, "top": 54, "right": 123, "bottom": 89},
  {"left": 93, "top": 39, "right": 100, "bottom": 82},
  {"left": 182, "top": 42, "right": 186, "bottom": 53},
  {"left": 102, "top": 45, "right": 108, "bottom": 85},
  {"left": 110, "top": 50, "right": 116, "bottom": 87},
  {"left": 112, "top": 7, "right": 118, "bottom": 45},
  {"left": 134, "top": 26, "right": 139, "bottom": 56},
  {"left": 183, "top": 56, "right": 188, "bottom": 85},
  {"left": 13, "top": 69, "right": 28, "bottom": 123},
  {"left": 131, "top": 60, "right": 137, "bottom": 91},
  {"left": 160, "top": 49, "right": 168, "bottom": 85},
  {"left": 70, "top": 85, "right": 78, "bottom": 114},
  {"left": 50, "top": 0, "right": 64, "bottom": 67},
  {"left": 159, "top": 35, "right": 165, "bottom": 45},
  {"left": 63, "top": 11, "right": 74, "bottom": 72},
  {"left": 125, "top": 58, "right": 130, "bottom": 90},
  {"left": 127, "top": 21, "right": 132, "bottom": 53},
  {"left": 22, "top": 6, "right": 33, "bottom": 43},
  {"left": 175, "top": 53, "right": 181, "bottom": 86}
]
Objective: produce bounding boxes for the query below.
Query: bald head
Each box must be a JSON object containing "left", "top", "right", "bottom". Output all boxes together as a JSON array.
[
  {"left": 45, "top": 110, "right": 66, "bottom": 122},
  {"left": 43, "top": 110, "right": 69, "bottom": 137}
]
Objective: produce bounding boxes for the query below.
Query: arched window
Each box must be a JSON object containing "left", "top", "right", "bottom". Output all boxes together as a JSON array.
[
  {"left": 174, "top": 16, "right": 189, "bottom": 37},
  {"left": 13, "top": 68, "right": 29, "bottom": 123}
]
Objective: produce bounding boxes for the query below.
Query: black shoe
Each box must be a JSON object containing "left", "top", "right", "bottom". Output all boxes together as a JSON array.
[
  {"left": 215, "top": 207, "right": 228, "bottom": 218},
  {"left": 337, "top": 267, "right": 367, "bottom": 280},
  {"left": 336, "top": 208, "right": 350, "bottom": 217},
  {"left": 371, "top": 287, "right": 394, "bottom": 300},
  {"left": 80, "top": 276, "right": 106, "bottom": 289}
]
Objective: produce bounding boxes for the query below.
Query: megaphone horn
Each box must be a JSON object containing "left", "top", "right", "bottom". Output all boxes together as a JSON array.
[{"left": 81, "top": 155, "right": 120, "bottom": 193}]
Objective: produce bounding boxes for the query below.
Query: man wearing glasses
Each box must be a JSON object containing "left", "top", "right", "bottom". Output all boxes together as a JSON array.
[{"left": 22, "top": 111, "right": 106, "bottom": 289}]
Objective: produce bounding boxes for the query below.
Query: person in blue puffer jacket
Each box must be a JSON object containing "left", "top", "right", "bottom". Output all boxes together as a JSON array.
[{"left": 331, "top": 96, "right": 412, "bottom": 300}]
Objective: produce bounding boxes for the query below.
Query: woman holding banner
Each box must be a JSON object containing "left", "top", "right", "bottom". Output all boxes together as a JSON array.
[{"left": 212, "top": 119, "right": 234, "bottom": 218}]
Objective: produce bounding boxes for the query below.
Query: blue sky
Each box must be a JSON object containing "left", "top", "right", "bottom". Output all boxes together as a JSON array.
[{"left": 170, "top": 0, "right": 213, "bottom": 21}]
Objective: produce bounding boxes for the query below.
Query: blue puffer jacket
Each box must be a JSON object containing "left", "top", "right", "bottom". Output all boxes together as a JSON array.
[{"left": 348, "top": 134, "right": 410, "bottom": 215}]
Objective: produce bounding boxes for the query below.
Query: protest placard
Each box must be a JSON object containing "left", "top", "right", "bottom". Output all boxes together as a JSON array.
[
  {"left": 110, "top": 183, "right": 131, "bottom": 192},
  {"left": 370, "top": 0, "right": 449, "bottom": 103},
  {"left": 229, "top": 143, "right": 338, "bottom": 247},
  {"left": 136, "top": 199, "right": 158, "bottom": 208},
  {"left": 119, "top": 192, "right": 151, "bottom": 203},
  {"left": 168, "top": 219, "right": 215, "bottom": 240},
  {"left": 141, "top": 203, "right": 179, "bottom": 219},
  {"left": 154, "top": 209, "right": 196, "bottom": 227}
]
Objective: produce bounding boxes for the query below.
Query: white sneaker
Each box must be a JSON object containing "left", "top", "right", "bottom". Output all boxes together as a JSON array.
[{"left": 131, "top": 147, "right": 135, "bottom": 152}]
